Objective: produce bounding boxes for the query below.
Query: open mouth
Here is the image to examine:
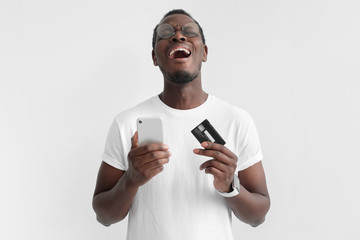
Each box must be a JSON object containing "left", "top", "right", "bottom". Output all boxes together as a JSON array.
[{"left": 168, "top": 47, "right": 191, "bottom": 59}]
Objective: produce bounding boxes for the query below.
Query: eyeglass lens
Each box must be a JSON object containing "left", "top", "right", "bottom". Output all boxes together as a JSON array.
[{"left": 157, "top": 22, "right": 199, "bottom": 39}]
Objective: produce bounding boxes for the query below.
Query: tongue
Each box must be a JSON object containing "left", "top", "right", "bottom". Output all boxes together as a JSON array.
[{"left": 174, "top": 51, "right": 190, "bottom": 58}]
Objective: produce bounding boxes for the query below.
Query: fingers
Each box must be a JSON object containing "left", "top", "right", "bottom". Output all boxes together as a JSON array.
[
  {"left": 139, "top": 150, "right": 171, "bottom": 164},
  {"left": 127, "top": 135, "right": 171, "bottom": 187},
  {"left": 193, "top": 142, "right": 238, "bottom": 192},
  {"left": 204, "top": 165, "right": 225, "bottom": 179},
  {"left": 131, "top": 131, "right": 138, "bottom": 149},
  {"left": 200, "top": 142, "right": 237, "bottom": 159},
  {"left": 128, "top": 132, "right": 171, "bottom": 180},
  {"left": 201, "top": 161, "right": 235, "bottom": 193},
  {"left": 137, "top": 163, "right": 166, "bottom": 180},
  {"left": 199, "top": 159, "right": 229, "bottom": 172},
  {"left": 129, "top": 144, "right": 171, "bottom": 167},
  {"left": 194, "top": 148, "right": 229, "bottom": 164},
  {"left": 131, "top": 142, "right": 169, "bottom": 156},
  {"left": 144, "top": 157, "right": 170, "bottom": 171},
  {"left": 131, "top": 132, "right": 169, "bottom": 155},
  {"left": 193, "top": 142, "right": 237, "bottom": 168}
]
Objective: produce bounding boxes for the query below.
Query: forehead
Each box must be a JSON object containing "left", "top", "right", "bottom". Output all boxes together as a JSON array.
[{"left": 160, "top": 14, "right": 195, "bottom": 26}]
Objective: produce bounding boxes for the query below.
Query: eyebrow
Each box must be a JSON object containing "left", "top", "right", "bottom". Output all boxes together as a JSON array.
[{"left": 159, "top": 20, "right": 195, "bottom": 26}]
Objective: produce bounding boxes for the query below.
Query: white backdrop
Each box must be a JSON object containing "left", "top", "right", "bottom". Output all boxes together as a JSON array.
[{"left": 1, "top": 0, "right": 359, "bottom": 239}]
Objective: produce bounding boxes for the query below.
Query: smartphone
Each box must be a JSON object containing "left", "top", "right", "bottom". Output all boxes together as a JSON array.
[{"left": 137, "top": 117, "right": 164, "bottom": 145}]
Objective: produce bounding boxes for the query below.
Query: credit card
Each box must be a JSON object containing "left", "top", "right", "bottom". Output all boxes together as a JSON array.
[{"left": 191, "top": 119, "right": 226, "bottom": 145}]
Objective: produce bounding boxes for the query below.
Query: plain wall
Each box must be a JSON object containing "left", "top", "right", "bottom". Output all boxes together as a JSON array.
[{"left": 1, "top": 0, "right": 359, "bottom": 239}]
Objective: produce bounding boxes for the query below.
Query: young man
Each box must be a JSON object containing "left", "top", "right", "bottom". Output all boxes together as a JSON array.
[{"left": 93, "top": 9, "right": 270, "bottom": 240}]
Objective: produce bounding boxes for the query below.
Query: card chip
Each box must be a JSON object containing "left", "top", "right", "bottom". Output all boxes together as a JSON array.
[{"left": 198, "top": 124, "right": 205, "bottom": 132}]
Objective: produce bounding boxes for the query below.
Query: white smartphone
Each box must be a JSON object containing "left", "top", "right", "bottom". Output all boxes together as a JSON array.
[{"left": 137, "top": 117, "right": 164, "bottom": 146}]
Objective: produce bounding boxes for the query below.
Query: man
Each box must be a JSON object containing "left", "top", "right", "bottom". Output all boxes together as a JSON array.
[{"left": 93, "top": 9, "right": 270, "bottom": 240}]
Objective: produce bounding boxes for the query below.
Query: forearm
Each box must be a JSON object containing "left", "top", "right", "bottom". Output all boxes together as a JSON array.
[
  {"left": 92, "top": 172, "right": 138, "bottom": 226},
  {"left": 225, "top": 184, "right": 270, "bottom": 227}
]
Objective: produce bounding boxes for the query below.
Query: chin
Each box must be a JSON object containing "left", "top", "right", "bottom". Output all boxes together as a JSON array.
[
  {"left": 166, "top": 70, "right": 199, "bottom": 84},
  {"left": 160, "top": 64, "right": 201, "bottom": 85}
]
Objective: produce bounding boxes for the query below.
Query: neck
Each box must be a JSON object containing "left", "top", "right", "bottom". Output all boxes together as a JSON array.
[{"left": 159, "top": 75, "right": 208, "bottom": 110}]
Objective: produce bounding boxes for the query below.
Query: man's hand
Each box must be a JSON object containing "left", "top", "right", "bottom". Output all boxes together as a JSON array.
[
  {"left": 127, "top": 131, "right": 171, "bottom": 188},
  {"left": 193, "top": 142, "right": 238, "bottom": 193}
]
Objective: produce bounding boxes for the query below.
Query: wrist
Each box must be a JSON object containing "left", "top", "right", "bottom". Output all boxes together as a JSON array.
[
  {"left": 217, "top": 173, "right": 241, "bottom": 198},
  {"left": 124, "top": 172, "right": 140, "bottom": 190}
]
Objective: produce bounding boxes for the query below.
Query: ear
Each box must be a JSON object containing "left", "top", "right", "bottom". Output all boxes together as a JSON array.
[
  {"left": 152, "top": 50, "right": 158, "bottom": 66},
  {"left": 202, "top": 45, "right": 208, "bottom": 62}
]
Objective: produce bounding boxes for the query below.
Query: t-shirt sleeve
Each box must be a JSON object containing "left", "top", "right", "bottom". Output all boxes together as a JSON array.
[
  {"left": 237, "top": 116, "right": 263, "bottom": 172},
  {"left": 101, "top": 118, "right": 128, "bottom": 171}
]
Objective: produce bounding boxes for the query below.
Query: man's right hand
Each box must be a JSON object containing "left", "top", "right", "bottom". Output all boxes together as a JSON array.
[{"left": 126, "top": 131, "right": 171, "bottom": 188}]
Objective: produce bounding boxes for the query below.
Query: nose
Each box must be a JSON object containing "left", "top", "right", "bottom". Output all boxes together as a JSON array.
[{"left": 171, "top": 29, "right": 186, "bottom": 42}]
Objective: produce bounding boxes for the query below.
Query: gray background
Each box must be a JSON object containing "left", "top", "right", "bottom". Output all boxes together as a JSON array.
[{"left": 1, "top": 0, "right": 359, "bottom": 239}]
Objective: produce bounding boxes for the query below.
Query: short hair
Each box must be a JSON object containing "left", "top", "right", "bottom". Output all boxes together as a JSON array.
[{"left": 152, "top": 9, "right": 206, "bottom": 49}]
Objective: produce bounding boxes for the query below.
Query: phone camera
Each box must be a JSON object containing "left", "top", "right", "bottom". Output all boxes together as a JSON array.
[{"left": 139, "top": 120, "right": 142, "bottom": 124}]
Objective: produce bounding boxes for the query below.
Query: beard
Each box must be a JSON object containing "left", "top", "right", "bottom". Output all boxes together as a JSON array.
[{"left": 159, "top": 65, "right": 201, "bottom": 85}]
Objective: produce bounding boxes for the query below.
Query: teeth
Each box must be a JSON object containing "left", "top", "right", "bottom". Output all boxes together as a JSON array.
[{"left": 170, "top": 48, "right": 190, "bottom": 56}]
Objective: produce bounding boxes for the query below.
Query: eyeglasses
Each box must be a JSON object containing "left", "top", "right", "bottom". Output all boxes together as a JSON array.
[{"left": 156, "top": 22, "right": 200, "bottom": 39}]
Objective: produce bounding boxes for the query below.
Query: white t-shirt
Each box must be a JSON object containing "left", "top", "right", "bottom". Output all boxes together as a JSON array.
[{"left": 102, "top": 95, "right": 263, "bottom": 240}]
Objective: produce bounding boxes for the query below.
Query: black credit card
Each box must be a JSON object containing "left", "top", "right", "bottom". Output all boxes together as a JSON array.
[{"left": 191, "top": 119, "right": 226, "bottom": 145}]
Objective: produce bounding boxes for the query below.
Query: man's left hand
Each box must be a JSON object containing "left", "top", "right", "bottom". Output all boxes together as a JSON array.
[{"left": 193, "top": 142, "right": 238, "bottom": 193}]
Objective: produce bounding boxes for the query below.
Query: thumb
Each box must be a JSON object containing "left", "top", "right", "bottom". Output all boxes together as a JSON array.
[{"left": 131, "top": 131, "right": 138, "bottom": 149}]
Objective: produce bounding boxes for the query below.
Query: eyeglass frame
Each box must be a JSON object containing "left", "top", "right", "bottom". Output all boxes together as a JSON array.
[{"left": 156, "top": 22, "right": 201, "bottom": 40}]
